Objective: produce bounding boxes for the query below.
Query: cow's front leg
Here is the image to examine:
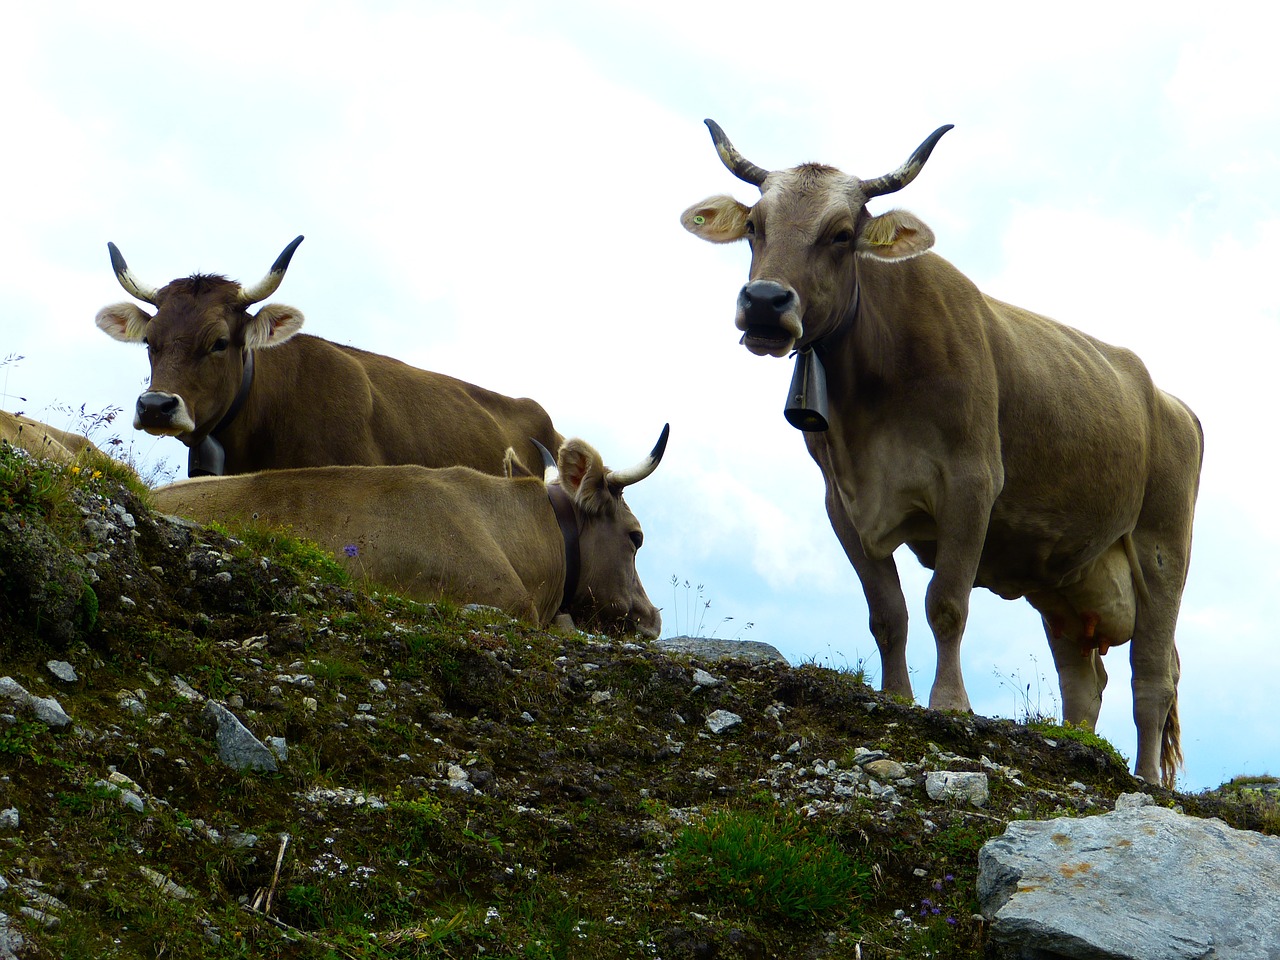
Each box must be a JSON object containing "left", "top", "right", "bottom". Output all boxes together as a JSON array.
[
  {"left": 823, "top": 482, "right": 912, "bottom": 698},
  {"left": 925, "top": 483, "right": 996, "bottom": 713}
]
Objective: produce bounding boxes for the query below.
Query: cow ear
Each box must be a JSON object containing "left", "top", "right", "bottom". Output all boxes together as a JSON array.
[
  {"left": 681, "top": 195, "right": 752, "bottom": 243},
  {"left": 856, "top": 209, "right": 936, "bottom": 261},
  {"left": 95, "top": 302, "right": 152, "bottom": 343},
  {"left": 557, "top": 438, "right": 611, "bottom": 514},
  {"left": 245, "top": 303, "right": 305, "bottom": 350}
]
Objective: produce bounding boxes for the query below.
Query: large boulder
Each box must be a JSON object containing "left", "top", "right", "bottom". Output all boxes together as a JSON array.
[{"left": 978, "top": 794, "right": 1280, "bottom": 959}]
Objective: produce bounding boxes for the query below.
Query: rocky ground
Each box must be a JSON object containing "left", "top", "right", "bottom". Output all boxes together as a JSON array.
[{"left": 1, "top": 441, "right": 1276, "bottom": 960}]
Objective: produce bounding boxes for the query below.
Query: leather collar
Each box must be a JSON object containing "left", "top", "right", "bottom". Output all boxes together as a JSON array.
[
  {"left": 545, "top": 483, "right": 580, "bottom": 615},
  {"left": 188, "top": 351, "right": 255, "bottom": 477}
]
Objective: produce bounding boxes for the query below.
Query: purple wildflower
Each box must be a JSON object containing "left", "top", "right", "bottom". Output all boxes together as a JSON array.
[{"left": 344, "top": 544, "right": 359, "bottom": 558}]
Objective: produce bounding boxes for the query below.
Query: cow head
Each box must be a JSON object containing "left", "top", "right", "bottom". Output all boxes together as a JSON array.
[
  {"left": 681, "top": 122, "right": 951, "bottom": 356},
  {"left": 94, "top": 237, "right": 306, "bottom": 441},
  {"left": 550, "top": 424, "right": 669, "bottom": 639}
]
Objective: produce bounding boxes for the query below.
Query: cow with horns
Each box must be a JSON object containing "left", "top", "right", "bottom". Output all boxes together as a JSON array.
[
  {"left": 152, "top": 426, "right": 670, "bottom": 638},
  {"left": 681, "top": 120, "right": 1202, "bottom": 787},
  {"left": 95, "top": 237, "right": 562, "bottom": 478}
]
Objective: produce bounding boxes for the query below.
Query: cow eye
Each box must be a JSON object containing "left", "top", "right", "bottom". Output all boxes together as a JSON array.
[
  {"left": 211, "top": 337, "right": 230, "bottom": 353},
  {"left": 629, "top": 531, "right": 643, "bottom": 550},
  {"left": 831, "top": 229, "right": 853, "bottom": 246}
]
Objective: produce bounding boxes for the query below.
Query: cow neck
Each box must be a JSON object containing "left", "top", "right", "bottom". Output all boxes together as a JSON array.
[
  {"left": 545, "top": 482, "right": 581, "bottom": 616},
  {"left": 187, "top": 351, "right": 255, "bottom": 478}
]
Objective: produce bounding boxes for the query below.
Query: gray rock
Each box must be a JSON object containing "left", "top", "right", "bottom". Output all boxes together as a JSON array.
[
  {"left": 1114, "top": 791, "right": 1155, "bottom": 811},
  {"left": 692, "top": 668, "right": 721, "bottom": 687},
  {"left": 94, "top": 779, "right": 145, "bottom": 813},
  {"left": 0, "top": 677, "right": 72, "bottom": 728},
  {"left": 139, "top": 866, "right": 192, "bottom": 900},
  {"left": 655, "top": 636, "right": 788, "bottom": 664},
  {"left": 863, "top": 759, "right": 907, "bottom": 781},
  {"left": 0, "top": 910, "right": 27, "bottom": 960},
  {"left": 46, "top": 660, "right": 77, "bottom": 683},
  {"left": 979, "top": 804, "right": 1280, "bottom": 959},
  {"left": 0, "top": 809, "right": 16, "bottom": 830},
  {"left": 925, "top": 771, "right": 989, "bottom": 807},
  {"left": 201, "top": 701, "right": 279, "bottom": 773},
  {"left": 705, "top": 709, "right": 742, "bottom": 734}
]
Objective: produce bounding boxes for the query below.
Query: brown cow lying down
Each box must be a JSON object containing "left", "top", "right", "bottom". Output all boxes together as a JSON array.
[
  {"left": 94, "top": 236, "right": 562, "bottom": 479},
  {"left": 150, "top": 427, "right": 669, "bottom": 639},
  {"left": 0, "top": 411, "right": 100, "bottom": 464}
]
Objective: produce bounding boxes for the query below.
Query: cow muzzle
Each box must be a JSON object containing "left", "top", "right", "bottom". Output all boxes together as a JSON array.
[
  {"left": 134, "top": 391, "right": 196, "bottom": 436},
  {"left": 736, "top": 280, "right": 802, "bottom": 357}
]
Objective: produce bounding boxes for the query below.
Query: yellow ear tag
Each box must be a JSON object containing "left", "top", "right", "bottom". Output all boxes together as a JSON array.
[{"left": 693, "top": 215, "right": 706, "bottom": 225}]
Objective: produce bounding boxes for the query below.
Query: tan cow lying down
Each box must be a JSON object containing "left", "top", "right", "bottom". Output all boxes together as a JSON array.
[
  {"left": 0, "top": 411, "right": 100, "bottom": 463},
  {"left": 681, "top": 120, "right": 1203, "bottom": 787},
  {"left": 95, "top": 236, "right": 562, "bottom": 479},
  {"left": 151, "top": 427, "right": 669, "bottom": 638}
]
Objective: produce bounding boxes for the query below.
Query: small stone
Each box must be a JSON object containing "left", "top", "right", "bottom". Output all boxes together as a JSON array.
[
  {"left": 692, "top": 669, "right": 721, "bottom": 687},
  {"left": 46, "top": 661, "right": 77, "bottom": 683},
  {"left": 705, "top": 710, "right": 742, "bottom": 734},
  {"left": 172, "top": 677, "right": 203, "bottom": 702},
  {"left": 369, "top": 679, "right": 387, "bottom": 694},
  {"left": 0, "top": 809, "right": 18, "bottom": 829},
  {"left": 139, "top": 866, "right": 192, "bottom": 900},
  {"left": 267, "top": 737, "right": 288, "bottom": 763},
  {"left": 864, "top": 759, "right": 907, "bottom": 781},
  {"left": 925, "top": 771, "right": 990, "bottom": 808}
]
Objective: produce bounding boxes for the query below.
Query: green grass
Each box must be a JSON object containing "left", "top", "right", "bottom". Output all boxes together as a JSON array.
[{"left": 666, "top": 806, "right": 872, "bottom": 924}]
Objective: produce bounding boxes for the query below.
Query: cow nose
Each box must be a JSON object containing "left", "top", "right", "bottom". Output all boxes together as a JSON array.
[
  {"left": 136, "top": 392, "right": 180, "bottom": 427},
  {"left": 738, "top": 280, "right": 796, "bottom": 324}
]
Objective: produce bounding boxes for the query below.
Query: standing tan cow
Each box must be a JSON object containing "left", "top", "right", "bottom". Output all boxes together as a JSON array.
[
  {"left": 95, "top": 237, "right": 561, "bottom": 478},
  {"left": 681, "top": 121, "right": 1202, "bottom": 786},
  {"left": 151, "top": 426, "right": 669, "bottom": 638}
]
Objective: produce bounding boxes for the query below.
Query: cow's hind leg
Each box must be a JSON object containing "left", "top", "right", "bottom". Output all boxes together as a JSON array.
[
  {"left": 1129, "top": 398, "right": 1200, "bottom": 787},
  {"left": 823, "top": 484, "right": 912, "bottom": 699}
]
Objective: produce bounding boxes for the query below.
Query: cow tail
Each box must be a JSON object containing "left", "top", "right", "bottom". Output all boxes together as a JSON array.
[
  {"left": 1161, "top": 692, "right": 1183, "bottom": 790},
  {"left": 1160, "top": 645, "right": 1184, "bottom": 789}
]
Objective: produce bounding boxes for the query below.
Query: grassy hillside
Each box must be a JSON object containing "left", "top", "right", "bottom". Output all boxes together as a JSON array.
[{"left": 0, "top": 441, "right": 1274, "bottom": 959}]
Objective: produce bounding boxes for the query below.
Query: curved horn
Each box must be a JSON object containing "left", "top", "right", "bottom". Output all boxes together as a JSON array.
[
  {"left": 607, "top": 423, "right": 670, "bottom": 488},
  {"left": 705, "top": 119, "right": 769, "bottom": 188},
  {"left": 530, "top": 437, "right": 559, "bottom": 483},
  {"left": 237, "top": 235, "right": 305, "bottom": 305},
  {"left": 860, "top": 124, "right": 954, "bottom": 200},
  {"left": 107, "top": 242, "right": 159, "bottom": 305}
]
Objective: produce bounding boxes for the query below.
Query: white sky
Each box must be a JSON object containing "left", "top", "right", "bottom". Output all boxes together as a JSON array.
[{"left": 5, "top": 2, "right": 1277, "bottom": 792}]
